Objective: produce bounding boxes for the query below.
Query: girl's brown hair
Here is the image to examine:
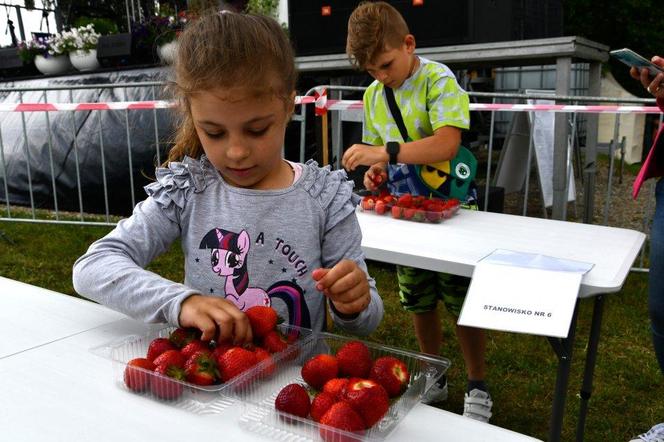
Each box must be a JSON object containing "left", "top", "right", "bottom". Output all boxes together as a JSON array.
[
  {"left": 346, "top": 1, "right": 410, "bottom": 70},
  {"left": 167, "top": 11, "right": 297, "bottom": 163}
]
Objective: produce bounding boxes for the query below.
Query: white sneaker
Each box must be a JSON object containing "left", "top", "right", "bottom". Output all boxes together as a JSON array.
[
  {"left": 463, "top": 389, "right": 493, "bottom": 423},
  {"left": 421, "top": 379, "right": 448, "bottom": 404},
  {"left": 630, "top": 423, "right": 664, "bottom": 442}
]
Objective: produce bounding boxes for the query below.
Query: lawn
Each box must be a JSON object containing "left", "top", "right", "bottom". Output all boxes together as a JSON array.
[{"left": 0, "top": 217, "right": 661, "bottom": 441}]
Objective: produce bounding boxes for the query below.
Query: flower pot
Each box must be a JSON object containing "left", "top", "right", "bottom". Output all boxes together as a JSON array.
[
  {"left": 69, "top": 49, "right": 100, "bottom": 72},
  {"left": 157, "top": 41, "right": 178, "bottom": 65},
  {"left": 34, "top": 54, "right": 72, "bottom": 75}
]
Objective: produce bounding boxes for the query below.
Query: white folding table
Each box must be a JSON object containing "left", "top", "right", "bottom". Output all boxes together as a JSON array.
[
  {"left": 0, "top": 277, "right": 541, "bottom": 442},
  {"left": 357, "top": 208, "right": 646, "bottom": 442}
]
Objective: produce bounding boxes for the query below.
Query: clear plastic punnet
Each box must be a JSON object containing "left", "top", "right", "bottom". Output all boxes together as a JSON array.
[
  {"left": 227, "top": 331, "right": 451, "bottom": 442},
  {"left": 90, "top": 324, "right": 312, "bottom": 415}
]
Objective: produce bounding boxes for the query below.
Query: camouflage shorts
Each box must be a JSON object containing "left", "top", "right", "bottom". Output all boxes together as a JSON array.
[{"left": 396, "top": 265, "right": 470, "bottom": 316}]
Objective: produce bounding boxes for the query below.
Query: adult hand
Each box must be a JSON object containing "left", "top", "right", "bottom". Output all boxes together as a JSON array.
[
  {"left": 342, "top": 144, "right": 388, "bottom": 171},
  {"left": 312, "top": 260, "right": 370, "bottom": 316},
  {"left": 363, "top": 164, "right": 387, "bottom": 191},
  {"left": 630, "top": 55, "right": 664, "bottom": 98},
  {"left": 179, "top": 294, "right": 253, "bottom": 344}
]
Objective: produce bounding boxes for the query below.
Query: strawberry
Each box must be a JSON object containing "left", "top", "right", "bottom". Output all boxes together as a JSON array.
[
  {"left": 123, "top": 357, "right": 155, "bottom": 392},
  {"left": 370, "top": 173, "right": 383, "bottom": 187},
  {"left": 274, "top": 383, "right": 311, "bottom": 418},
  {"left": 309, "top": 392, "right": 337, "bottom": 423},
  {"left": 168, "top": 327, "right": 201, "bottom": 349},
  {"left": 342, "top": 378, "right": 390, "bottom": 428},
  {"left": 412, "top": 208, "right": 426, "bottom": 222},
  {"left": 360, "top": 196, "right": 376, "bottom": 211},
  {"left": 152, "top": 349, "right": 185, "bottom": 369},
  {"left": 425, "top": 209, "right": 444, "bottom": 223},
  {"left": 151, "top": 363, "right": 185, "bottom": 400},
  {"left": 211, "top": 341, "right": 234, "bottom": 362},
  {"left": 146, "top": 337, "right": 176, "bottom": 362},
  {"left": 374, "top": 199, "right": 387, "bottom": 215},
  {"left": 218, "top": 347, "right": 258, "bottom": 382},
  {"left": 369, "top": 356, "right": 410, "bottom": 397},
  {"left": 262, "top": 330, "right": 289, "bottom": 354},
  {"left": 180, "top": 339, "right": 210, "bottom": 360},
  {"left": 246, "top": 306, "right": 278, "bottom": 338},
  {"left": 253, "top": 347, "right": 276, "bottom": 377},
  {"left": 319, "top": 402, "right": 366, "bottom": 441},
  {"left": 184, "top": 350, "right": 219, "bottom": 386},
  {"left": 322, "top": 378, "right": 349, "bottom": 400},
  {"left": 403, "top": 207, "right": 415, "bottom": 220},
  {"left": 336, "top": 341, "right": 372, "bottom": 378},
  {"left": 380, "top": 194, "right": 396, "bottom": 205},
  {"left": 301, "top": 354, "right": 339, "bottom": 390},
  {"left": 396, "top": 193, "right": 413, "bottom": 208},
  {"left": 390, "top": 205, "right": 403, "bottom": 219}
]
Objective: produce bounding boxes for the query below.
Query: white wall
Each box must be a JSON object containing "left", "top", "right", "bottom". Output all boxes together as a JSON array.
[{"left": 598, "top": 72, "right": 645, "bottom": 165}]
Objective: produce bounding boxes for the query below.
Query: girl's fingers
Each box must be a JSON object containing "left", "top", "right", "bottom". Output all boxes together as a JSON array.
[{"left": 195, "top": 315, "right": 218, "bottom": 342}]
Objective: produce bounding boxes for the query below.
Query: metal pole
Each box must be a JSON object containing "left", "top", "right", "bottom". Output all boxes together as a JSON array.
[
  {"left": 523, "top": 112, "right": 535, "bottom": 217},
  {"left": 19, "top": 91, "right": 36, "bottom": 218},
  {"left": 43, "top": 92, "right": 60, "bottom": 220},
  {"left": 0, "top": 124, "right": 10, "bottom": 217},
  {"left": 98, "top": 112, "right": 110, "bottom": 223},
  {"left": 69, "top": 89, "right": 85, "bottom": 221},
  {"left": 151, "top": 85, "right": 161, "bottom": 166},
  {"left": 603, "top": 114, "right": 621, "bottom": 226},
  {"left": 583, "top": 62, "right": 602, "bottom": 224},
  {"left": 483, "top": 97, "right": 496, "bottom": 212},
  {"left": 553, "top": 56, "right": 572, "bottom": 220},
  {"left": 123, "top": 88, "right": 136, "bottom": 209}
]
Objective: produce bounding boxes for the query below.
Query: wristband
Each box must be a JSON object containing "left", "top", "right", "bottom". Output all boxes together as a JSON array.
[{"left": 386, "top": 141, "right": 400, "bottom": 164}]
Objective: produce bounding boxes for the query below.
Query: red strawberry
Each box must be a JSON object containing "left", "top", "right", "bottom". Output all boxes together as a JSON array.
[
  {"left": 246, "top": 306, "right": 278, "bottom": 338},
  {"left": 369, "top": 356, "right": 410, "bottom": 397},
  {"left": 342, "top": 378, "right": 390, "bottom": 428},
  {"left": 253, "top": 347, "right": 276, "bottom": 377},
  {"left": 211, "top": 341, "right": 234, "bottom": 362},
  {"left": 301, "top": 354, "right": 339, "bottom": 390},
  {"left": 310, "top": 392, "right": 337, "bottom": 423},
  {"left": 184, "top": 350, "right": 219, "bottom": 386},
  {"left": 180, "top": 339, "right": 210, "bottom": 360},
  {"left": 391, "top": 205, "right": 403, "bottom": 219},
  {"left": 151, "top": 363, "right": 185, "bottom": 400},
  {"left": 123, "top": 357, "right": 155, "bottom": 392},
  {"left": 412, "top": 195, "right": 426, "bottom": 207},
  {"left": 425, "top": 209, "right": 444, "bottom": 222},
  {"left": 322, "top": 378, "right": 349, "bottom": 400},
  {"left": 146, "top": 337, "right": 176, "bottom": 362},
  {"left": 274, "top": 383, "right": 311, "bottom": 418},
  {"left": 360, "top": 196, "right": 376, "bottom": 211},
  {"left": 397, "top": 193, "right": 413, "bottom": 208},
  {"left": 218, "top": 347, "right": 258, "bottom": 382},
  {"left": 319, "top": 402, "right": 365, "bottom": 441},
  {"left": 370, "top": 173, "right": 383, "bottom": 187},
  {"left": 262, "top": 330, "right": 289, "bottom": 354},
  {"left": 403, "top": 207, "right": 415, "bottom": 220},
  {"left": 412, "top": 209, "right": 426, "bottom": 222},
  {"left": 336, "top": 341, "right": 372, "bottom": 378},
  {"left": 152, "top": 349, "right": 185, "bottom": 369},
  {"left": 169, "top": 327, "right": 201, "bottom": 349},
  {"left": 375, "top": 199, "right": 387, "bottom": 215}
]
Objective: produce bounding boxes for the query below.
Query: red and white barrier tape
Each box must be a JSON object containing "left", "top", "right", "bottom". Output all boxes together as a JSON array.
[{"left": 0, "top": 96, "right": 660, "bottom": 114}]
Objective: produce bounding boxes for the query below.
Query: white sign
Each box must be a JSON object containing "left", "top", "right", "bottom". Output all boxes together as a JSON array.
[{"left": 458, "top": 250, "right": 593, "bottom": 338}]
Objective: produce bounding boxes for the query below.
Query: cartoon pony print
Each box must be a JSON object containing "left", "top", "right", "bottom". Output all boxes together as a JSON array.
[{"left": 199, "top": 228, "right": 311, "bottom": 330}]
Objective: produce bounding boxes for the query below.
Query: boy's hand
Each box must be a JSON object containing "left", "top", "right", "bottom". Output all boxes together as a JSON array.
[
  {"left": 312, "top": 260, "right": 370, "bottom": 316},
  {"left": 179, "top": 294, "right": 253, "bottom": 344},
  {"left": 364, "top": 164, "right": 387, "bottom": 191},
  {"left": 342, "top": 144, "right": 388, "bottom": 171}
]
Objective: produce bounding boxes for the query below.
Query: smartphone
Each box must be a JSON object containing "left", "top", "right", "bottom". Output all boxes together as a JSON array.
[{"left": 610, "top": 48, "right": 664, "bottom": 78}]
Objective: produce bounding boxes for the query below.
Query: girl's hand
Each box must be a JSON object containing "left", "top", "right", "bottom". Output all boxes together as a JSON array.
[
  {"left": 312, "top": 260, "right": 371, "bottom": 316},
  {"left": 363, "top": 164, "right": 387, "bottom": 191},
  {"left": 630, "top": 55, "right": 664, "bottom": 98},
  {"left": 342, "top": 144, "right": 389, "bottom": 171},
  {"left": 179, "top": 294, "right": 253, "bottom": 344}
]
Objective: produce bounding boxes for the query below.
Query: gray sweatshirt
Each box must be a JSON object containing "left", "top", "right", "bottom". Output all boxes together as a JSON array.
[{"left": 73, "top": 157, "right": 383, "bottom": 336}]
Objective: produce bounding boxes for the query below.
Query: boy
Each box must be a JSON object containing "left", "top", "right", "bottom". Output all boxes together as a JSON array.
[{"left": 342, "top": 1, "right": 492, "bottom": 423}]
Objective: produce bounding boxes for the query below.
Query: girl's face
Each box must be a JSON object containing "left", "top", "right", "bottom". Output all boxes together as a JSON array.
[{"left": 189, "top": 87, "right": 293, "bottom": 190}]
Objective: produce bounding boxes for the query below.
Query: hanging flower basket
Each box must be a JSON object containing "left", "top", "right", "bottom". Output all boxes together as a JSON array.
[
  {"left": 34, "top": 54, "right": 72, "bottom": 75},
  {"left": 69, "top": 49, "right": 100, "bottom": 71}
]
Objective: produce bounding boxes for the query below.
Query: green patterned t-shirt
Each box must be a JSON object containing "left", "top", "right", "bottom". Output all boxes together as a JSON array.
[{"left": 362, "top": 57, "right": 472, "bottom": 199}]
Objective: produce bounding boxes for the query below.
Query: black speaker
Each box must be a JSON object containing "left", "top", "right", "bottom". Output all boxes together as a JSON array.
[
  {"left": 288, "top": 0, "right": 563, "bottom": 57},
  {"left": 97, "top": 33, "right": 132, "bottom": 68}
]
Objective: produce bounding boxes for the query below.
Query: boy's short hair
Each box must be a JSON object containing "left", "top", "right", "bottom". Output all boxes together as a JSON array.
[{"left": 346, "top": 1, "right": 410, "bottom": 70}]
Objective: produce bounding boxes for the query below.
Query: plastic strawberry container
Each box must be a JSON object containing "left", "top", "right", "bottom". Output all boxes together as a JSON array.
[
  {"left": 358, "top": 192, "right": 460, "bottom": 224},
  {"left": 228, "top": 332, "right": 450, "bottom": 441},
  {"left": 90, "top": 324, "right": 312, "bottom": 414}
]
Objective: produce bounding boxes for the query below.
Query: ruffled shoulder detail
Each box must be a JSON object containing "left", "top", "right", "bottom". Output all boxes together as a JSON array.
[
  {"left": 301, "top": 160, "right": 360, "bottom": 231},
  {"left": 144, "top": 156, "right": 210, "bottom": 222}
]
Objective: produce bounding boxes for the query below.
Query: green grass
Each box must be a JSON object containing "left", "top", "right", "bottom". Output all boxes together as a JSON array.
[{"left": 0, "top": 219, "right": 661, "bottom": 441}]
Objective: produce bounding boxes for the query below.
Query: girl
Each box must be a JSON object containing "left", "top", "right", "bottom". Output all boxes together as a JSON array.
[{"left": 73, "top": 11, "right": 383, "bottom": 344}]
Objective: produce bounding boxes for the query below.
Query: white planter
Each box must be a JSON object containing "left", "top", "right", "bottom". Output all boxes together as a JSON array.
[
  {"left": 34, "top": 54, "right": 72, "bottom": 75},
  {"left": 157, "top": 41, "right": 178, "bottom": 65},
  {"left": 69, "top": 49, "right": 100, "bottom": 72}
]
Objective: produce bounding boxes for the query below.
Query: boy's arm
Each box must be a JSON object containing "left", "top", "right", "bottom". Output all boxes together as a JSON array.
[{"left": 342, "top": 126, "right": 461, "bottom": 171}]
